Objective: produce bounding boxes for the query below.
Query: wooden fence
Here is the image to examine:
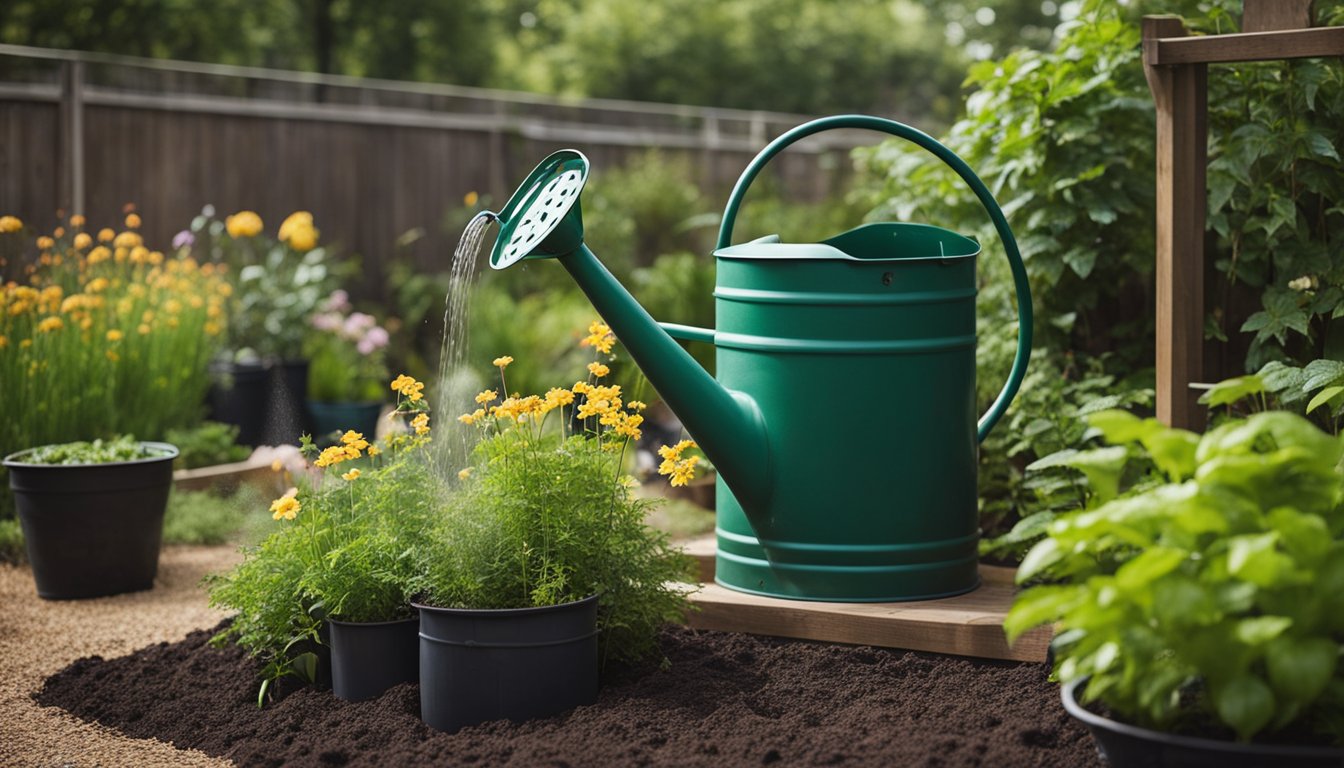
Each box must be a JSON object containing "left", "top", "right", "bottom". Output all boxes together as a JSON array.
[{"left": 0, "top": 44, "right": 875, "bottom": 298}]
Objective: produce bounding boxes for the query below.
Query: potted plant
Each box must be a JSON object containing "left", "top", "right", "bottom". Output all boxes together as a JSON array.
[
  {"left": 1006, "top": 409, "right": 1344, "bottom": 766},
  {"left": 3, "top": 435, "right": 178, "bottom": 599},
  {"left": 185, "top": 207, "right": 340, "bottom": 445},
  {"left": 305, "top": 290, "right": 391, "bottom": 444},
  {"left": 208, "top": 374, "right": 434, "bottom": 703},
  {"left": 413, "top": 348, "right": 696, "bottom": 733}
]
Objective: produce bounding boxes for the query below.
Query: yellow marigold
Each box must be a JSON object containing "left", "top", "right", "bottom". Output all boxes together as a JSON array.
[
  {"left": 270, "top": 495, "right": 301, "bottom": 521},
  {"left": 37, "top": 316, "right": 63, "bottom": 333},
  {"left": 129, "top": 245, "right": 149, "bottom": 263},
  {"left": 36, "top": 236, "right": 54, "bottom": 250},
  {"left": 73, "top": 232, "right": 92, "bottom": 250},
  {"left": 278, "top": 211, "right": 313, "bottom": 241},
  {"left": 148, "top": 250, "right": 164, "bottom": 265},
  {"left": 464, "top": 191, "right": 479, "bottom": 207},
  {"left": 137, "top": 323, "right": 151, "bottom": 335},
  {"left": 69, "top": 214, "right": 85, "bottom": 227},
  {"left": 85, "top": 277, "right": 109, "bottom": 293},
  {"left": 390, "top": 374, "right": 425, "bottom": 401},
  {"left": 204, "top": 321, "right": 221, "bottom": 336},
  {"left": 87, "top": 246, "right": 111, "bottom": 264},
  {"left": 458, "top": 408, "right": 486, "bottom": 425},
  {"left": 341, "top": 468, "right": 361, "bottom": 481},
  {"left": 0, "top": 335, "right": 7, "bottom": 348},
  {"left": 340, "top": 430, "right": 370, "bottom": 451},
  {"left": 627, "top": 400, "right": 647, "bottom": 411},
  {"left": 587, "top": 362, "right": 610, "bottom": 378},
  {"left": 475, "top": 389, "right": 498, "bottom": 405},
  {"left": 0, "top": 215, "right": 22, "bottom": 233},
  {"left": 216, "top": 282, "right": 233, "bottom": 297},
  {"left": 573, "top": 381, "right": 591, "bottom": 395},
  {"left": 106, "top": 329, "right": 123, "bottom": 342},
  {"left": 97, "top": 228, "right": 114, "bottom": 242},
  {"left": 287, "top": 223, "right": 318, "bottom": 252},
  {"left": 113, "top": 231, "right": 142, "bottom": 249},
  {"left": 544, "top": 387, "right": 575, "bottom": 409},
  {"left": 492, "top": 355, "right": 514, "bottom": 369},
  {"left": 457, "top": 467, "right": 472, "bottom": 480},
  {"left": 412, "top": 412, "right": 430, "bottom": 435},
  {"left": 581, "top": 320, "right": 615, "bottom": 354},
  {"left": 225, "top": 211, "right": 263, "bottom": 238},
  {"left": 125, "top": 213, "right": 141, "bottom": 229},
  {"left": 367, "top": 444, "right": 381, "bottom": 456},
  {"left": 314, "top": 445, "right": 350, "bottom": 468},
  {"left": 657, "top": 440, "right": 701, "bottom": 486}
]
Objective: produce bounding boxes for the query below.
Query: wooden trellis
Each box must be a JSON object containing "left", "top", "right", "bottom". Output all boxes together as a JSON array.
[{"left": 1143, "top": 0, "right": 1344, "bottom": 429}]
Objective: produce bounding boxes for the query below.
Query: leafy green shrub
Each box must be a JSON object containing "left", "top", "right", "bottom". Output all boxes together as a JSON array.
[
  {"left": 1007, "top": 410, "right": 1344, "bottom": 743},
  {"left": 165, "top": 421, "right": 251, "bottom": 469},
  {"left": 162, "top": 486, "right": 265, "bottom": 546},
  {"left": 422, "top": 354, "right": 696, "bottom": 664},
  {"left": 17, "top": 435, "right": 168, "bottom": 465},
  {"left": 0, "top": 518, "right": 24, "bottom": 563}
]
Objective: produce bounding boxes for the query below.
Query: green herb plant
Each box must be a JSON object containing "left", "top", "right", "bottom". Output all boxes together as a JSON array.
[
  {"left": 419, "top": 331, "right": 696, "bottom": 665},
  {"left": 1006, "top": 409, "right": 1344, "bottom": 744},
  {"left": 18, "top": 435, "right": 167, "bottom": 465},
  {"left": 165, "top": 421, "right": 252, "bottom": 469},
  {"left": 208, "top": 373, "right": 435, "bottom": 704}
]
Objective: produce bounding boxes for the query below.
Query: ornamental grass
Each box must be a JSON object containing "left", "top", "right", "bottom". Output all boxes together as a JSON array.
[{"left": 0, "top": 211, "right": 228, "bottom": 458}]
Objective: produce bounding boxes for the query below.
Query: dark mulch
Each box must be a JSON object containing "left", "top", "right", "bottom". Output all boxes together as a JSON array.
[{"left": 36, "top": 622, "right": 1101, "bottom": 767}]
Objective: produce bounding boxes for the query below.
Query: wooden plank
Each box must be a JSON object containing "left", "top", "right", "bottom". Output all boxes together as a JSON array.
[
  {"left": 1148, "top": 26, "right": 1344, "bottom": 65},
  {"left": 686, "top": 577, "right": 1050, "bottom": 663},
  {"left": 173, "top": 455, "right": 284, "bottom": 494},
  {"left": 1144, "top": 17, "right": 1208, "bottom": 430},
  {"left": 1243, "top": 0, "right": 1314, "bottom": 33}
]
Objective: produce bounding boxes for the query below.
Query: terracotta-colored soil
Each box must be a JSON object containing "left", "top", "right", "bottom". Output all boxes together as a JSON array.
[{"left": 37, "top": 619, "right": 1102, "bottom": 767}]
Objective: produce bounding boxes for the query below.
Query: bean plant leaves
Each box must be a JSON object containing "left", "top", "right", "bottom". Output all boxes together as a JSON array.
[{"left": 1215, "top": 675, "right": 1277, "bottom": 742}]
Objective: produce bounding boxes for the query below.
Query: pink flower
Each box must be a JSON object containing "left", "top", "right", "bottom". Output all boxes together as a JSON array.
[
  {"left": 363, "top": 326, "right": 389, "bottom": 349},
  {"left": 322, "top": 290, "right": 351, "bottom": 313},
  {"left": 311, "top": 312, "right": 342, "bottom": 332},
  {"left": 343, "top": 312, "right": 375, "bottom": 337}
]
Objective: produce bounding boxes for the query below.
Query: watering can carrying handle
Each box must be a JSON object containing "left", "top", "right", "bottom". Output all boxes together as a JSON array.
[{"left": 716, "top": 114, "right": 1033, "bottom": 444}]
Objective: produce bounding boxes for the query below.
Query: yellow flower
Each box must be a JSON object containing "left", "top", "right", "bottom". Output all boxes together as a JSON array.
[
  {"left": 544, "top": 387, "right": 575, "bottom": 410},
  {"left": 137, "top": 323, "right": 151, "bottom": 335},
  {"left": 341, "top": 468, "right": 361, "bottom": 481},
  {"left": 314, "top": 445, "right": 351, "bottom": 468},
  {"left": 457, "top": 467, "right": 472, "bottom": 480},
  {"left": 69, "top": 214, "right": 85, "bottom": 227},
  {"left": 97, "top": 228, "right": 115, "bottom": 242},
  {"left": 278, "top": 212, "right": 319, "bottom": 251},
  {"left": 0, "top": 215, "right": 22, "bottom": 233},
  {"left": 113, "top": 231, "right": 142, "bottom": 249},
  {"left": 87, "top": 246, "right": 111, "bottom": 264},
  {"left": 412, "top": 412, "right": 430, "bottom": 435},
  {"left": 493, "top": 356, "right": 513, "bottom": 369},
  {"left": 271, "top": 459, "right": 284, "bottom": 472},
  {"left": 458, "top": 408, "right": 485, "bottom": 425},
  {"left": 464, "top": 191, "right": 479, "bottom": 207},
  {"left": 340, "top": 430, "right": 370, "bottom": 450},
  {"left": 225, "top": 211, "right": 263, "bottom": 238},
  {"left": 475, "top": 389, "right": 498, "bottom": 405},
  {"left": 36, "top": 236, "right": 54, "bottom": 250},
  {"left": 367, "top": 444, "right": 381, "bottom": 456},
  {"left": 657, "top": 440, "right": 701, "bottom": 486},
  {"left": 573, "top": 381, "right": 591, "bottom": 395},
  {"left": 73, "top": 232, "right": 92, "bottom": 250},
  {"left": 287, "top": 223, "right": 318, "bottom": 252},
  {"left": 124, "top": 213, "right": 141, "bottom": 229},
  {"left": 581, "top": 320, "right": 615, "bottom": 354},
  {"left": 37, "top": 316, "right": 63, "bottom": 333},
  {"left": 106, "top": 329, "right": 123, "bottom": 341},
  {"left": 0, "top": 335, "right": 7, "bottom": 348},
  {"left": 390, "top": 374, "right": 425, "bottom": 402},
  {"left": 587, "top": 362, "right": 610, "bottom": 378},
  {"left": 627, "top": 400, "right": 647, "bottom": 411},
  {"left": 270, "top": 494, "right": 301, "bottom": 521}
]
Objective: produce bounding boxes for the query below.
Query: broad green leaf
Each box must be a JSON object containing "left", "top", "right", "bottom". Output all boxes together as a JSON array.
[
  {"left": 1026, "top": 448, "right": 1079, "bottom": 472},
  {"left": 1234, "top": 616, "right": 1292, "bottom": 646},
  {"left": 1085, "top": 409, "right": 1151, "bottom": 444},
  {"left": 1306, "top": 385, "right": 1344, "bottom": 414},
  {"left": 1214, "top": 674, "right": 1276, "bottom": 741},
  {"left": 1267, "top": 507, "right": 1331, "bottom": 566},
  {"left": 290, "top": 651, "right": 319, "bottom": 683},
  {"left": 1303, "top": 359, "right": 1344, "bottom": 391},
  {"left": 1305, "top": 131, "right": 1341, "bottom": 162},
  {"left": 1116, "top": 547, "right": 1186, "bottom": 592},
  {"left": 1141, "top": 428, "right": 1199, "bottom": 481},
  {"left": 1017, "top": 537, "right": 1066, "bottom": 583},
  {"left": 1058, "top": 446, "right": 1130, "bottom": 505},
  {"left": 1266, "top": 636, "right": 1337, "bottom": 705},
  {"left": 1152, "top": 575, "right": 1220, "bottom": 626},
  {"left": 1197, "top": 375, "right": 1265, "bottom": 408},
  {"left": 1004, "top": 584, "right": 1086, "bottom": 644},
  {"left": 1227, "top": 533, "right": 1294, "bottom": 587}
]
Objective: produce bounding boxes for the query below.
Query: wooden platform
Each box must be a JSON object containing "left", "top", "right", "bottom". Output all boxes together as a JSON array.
[{"left": 677, "top": 534, "right": 1050, "bottom": 662}]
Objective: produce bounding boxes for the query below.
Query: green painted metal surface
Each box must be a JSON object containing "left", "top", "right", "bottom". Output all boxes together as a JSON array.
[{"left": 487, "top": 115, "right": 1032, "bottom": 602}]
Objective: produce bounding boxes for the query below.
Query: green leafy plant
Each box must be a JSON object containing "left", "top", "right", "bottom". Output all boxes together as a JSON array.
[
  {"left": 420, "top": 344, "right": 696, "bottom": 665},
  {"left": 1007, "top": 409, "right": 1344, "bottom": 744},
  {"left": 165, "top": 421, "right": 251, "bottom": 469},
  {"left": 18, "top": 435, "right": 168, "bottom": 465},
  {"left": 161, "top": 486, "right": 267, "bottom": 546},
  {"left": 305, "top": 290, "right": 391, "bottom": 402},
  {"left": 208, "top": 373, "right": 435, "bottom": 702}
]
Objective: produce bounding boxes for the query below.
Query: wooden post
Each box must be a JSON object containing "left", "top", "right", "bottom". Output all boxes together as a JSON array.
[
  {"left": 58, "top": 60, "right": 86, "bottom": 217},
  {"left": 1143, "top": 16, "right": 1207, "bottom": 429},
  {"left": 1243, "top": 0, "right": 1313, "bottom": 33}
]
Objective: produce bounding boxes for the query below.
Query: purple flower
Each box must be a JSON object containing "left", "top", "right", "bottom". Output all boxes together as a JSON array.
[
  {"left": 343, "top": 312, "right": 375, "bottom": 336},
  {"left": 357, "top": 338, "right": 376, "bottom": 355},
  {"left": 311, "top": 312, "right": 342, "bottom": 332},
  {"left": 172, "top": 230, "right": 195, "bottom": 249},
  {"left": 363, "top": 326, "right": 389, "bottom": 350},
  {"left": 322, "top": 290, "right": 351, "bottom": 313}
]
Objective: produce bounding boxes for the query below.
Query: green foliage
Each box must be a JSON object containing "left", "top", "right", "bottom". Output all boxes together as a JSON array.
[
  {"left": 1006, "top": 411, "right": 1344, "bottom": 743},
  {"left": 161, "top": 486, "right": 265, "bottom": 546},
  {"left": 1199, "top": 359, "right": 1344, "bottom": 434},
  {"left": 0, "top": 518, "right": 25, "bottom": 564},
  {"left": 165, "top": 421, "right": 251, "bottom": 469},
  {"left": 305, "top": 292, "right": 390, "bottom": 403},
  {"left": 17, "top": 435, "right": 166, "bottom": 465}
]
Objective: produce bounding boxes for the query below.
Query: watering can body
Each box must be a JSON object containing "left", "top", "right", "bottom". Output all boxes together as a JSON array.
[{"left": 486, "top": 115, "right": 1032, "bottom": 603}]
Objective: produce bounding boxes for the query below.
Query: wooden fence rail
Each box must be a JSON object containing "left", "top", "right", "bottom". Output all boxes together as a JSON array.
[{"left": 0, "top": 44, "right": 876, "bottom": 299}]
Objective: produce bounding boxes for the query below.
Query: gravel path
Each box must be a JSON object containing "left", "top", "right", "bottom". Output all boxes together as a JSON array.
[{"left": 0, "top": 546, "right": 241, "bottom": 767}]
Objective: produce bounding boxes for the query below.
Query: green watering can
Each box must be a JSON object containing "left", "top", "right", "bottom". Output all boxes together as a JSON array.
[{"left": 486, "top": 115, "right": 1032, "bottom": 602}]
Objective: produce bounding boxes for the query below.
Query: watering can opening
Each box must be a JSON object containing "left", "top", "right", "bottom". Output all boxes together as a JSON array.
[
  {"left": 488, "top": 149, "right": 590, "bottom": 270},
  {"left": 715, "top": 223, "right": 980, "bottom": 263}
]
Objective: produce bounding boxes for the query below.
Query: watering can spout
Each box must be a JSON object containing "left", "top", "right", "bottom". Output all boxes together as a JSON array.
[{"left": 484, "top": 150, "right": 773, "bottom": 515}]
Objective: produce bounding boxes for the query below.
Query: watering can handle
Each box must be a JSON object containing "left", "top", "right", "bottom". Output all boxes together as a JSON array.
[{"left": 716, "top": 114, "right": 1032, "bottom": 443}]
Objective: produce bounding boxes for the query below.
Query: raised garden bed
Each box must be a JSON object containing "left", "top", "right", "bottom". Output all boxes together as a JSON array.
[{"left": 36, "top": 620, "right": 1099, "bottom": 767}]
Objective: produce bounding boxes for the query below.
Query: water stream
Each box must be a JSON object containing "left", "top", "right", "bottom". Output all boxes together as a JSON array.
[{"left": 433, "top": 210, "right": 496, "bottom": 474}]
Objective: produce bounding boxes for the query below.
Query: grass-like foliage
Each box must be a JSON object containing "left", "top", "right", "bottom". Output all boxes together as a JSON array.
[
  {"left": 1007, "top": 410, "right": 1344, "bottom": 744},
  {"left": 161, "top": 486, "right": 267, "bottom": 546}
]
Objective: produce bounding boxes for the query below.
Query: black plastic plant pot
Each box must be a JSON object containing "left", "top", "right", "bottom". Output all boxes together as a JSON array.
[
  {"left": 328, "top": 616, "right": 419, "bottom": 702},
  {"left": 207, "top": 360, "right": 269, "bottom": 447},
  {"left": 414, "top": 594, "right": 600, "bottom": 733},
  {"left": 307, "top": 401, "right": 383, "bottom": 445},
  {"left": 1062, "top": 678, "right": 1344, "bottom": 768},
  {"left": 3, "top": 442, "right": 178, "bottom": 600}
]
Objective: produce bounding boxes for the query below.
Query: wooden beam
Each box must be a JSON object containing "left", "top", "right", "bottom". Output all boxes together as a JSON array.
[
  {"left": 1243, "top": 0, "right": 1314, "bottom": 33},
  {"left": 1147, "top": 26, "right": 1344, "bottom": 65},
  {"left": 1144, "top": 16, "right": 1208, "bottom": 430}
]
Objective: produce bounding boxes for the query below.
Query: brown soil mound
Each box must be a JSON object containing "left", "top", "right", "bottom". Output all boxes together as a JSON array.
[{"left": 37, "top": 622, "right": 1100, "bottom": 767}]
